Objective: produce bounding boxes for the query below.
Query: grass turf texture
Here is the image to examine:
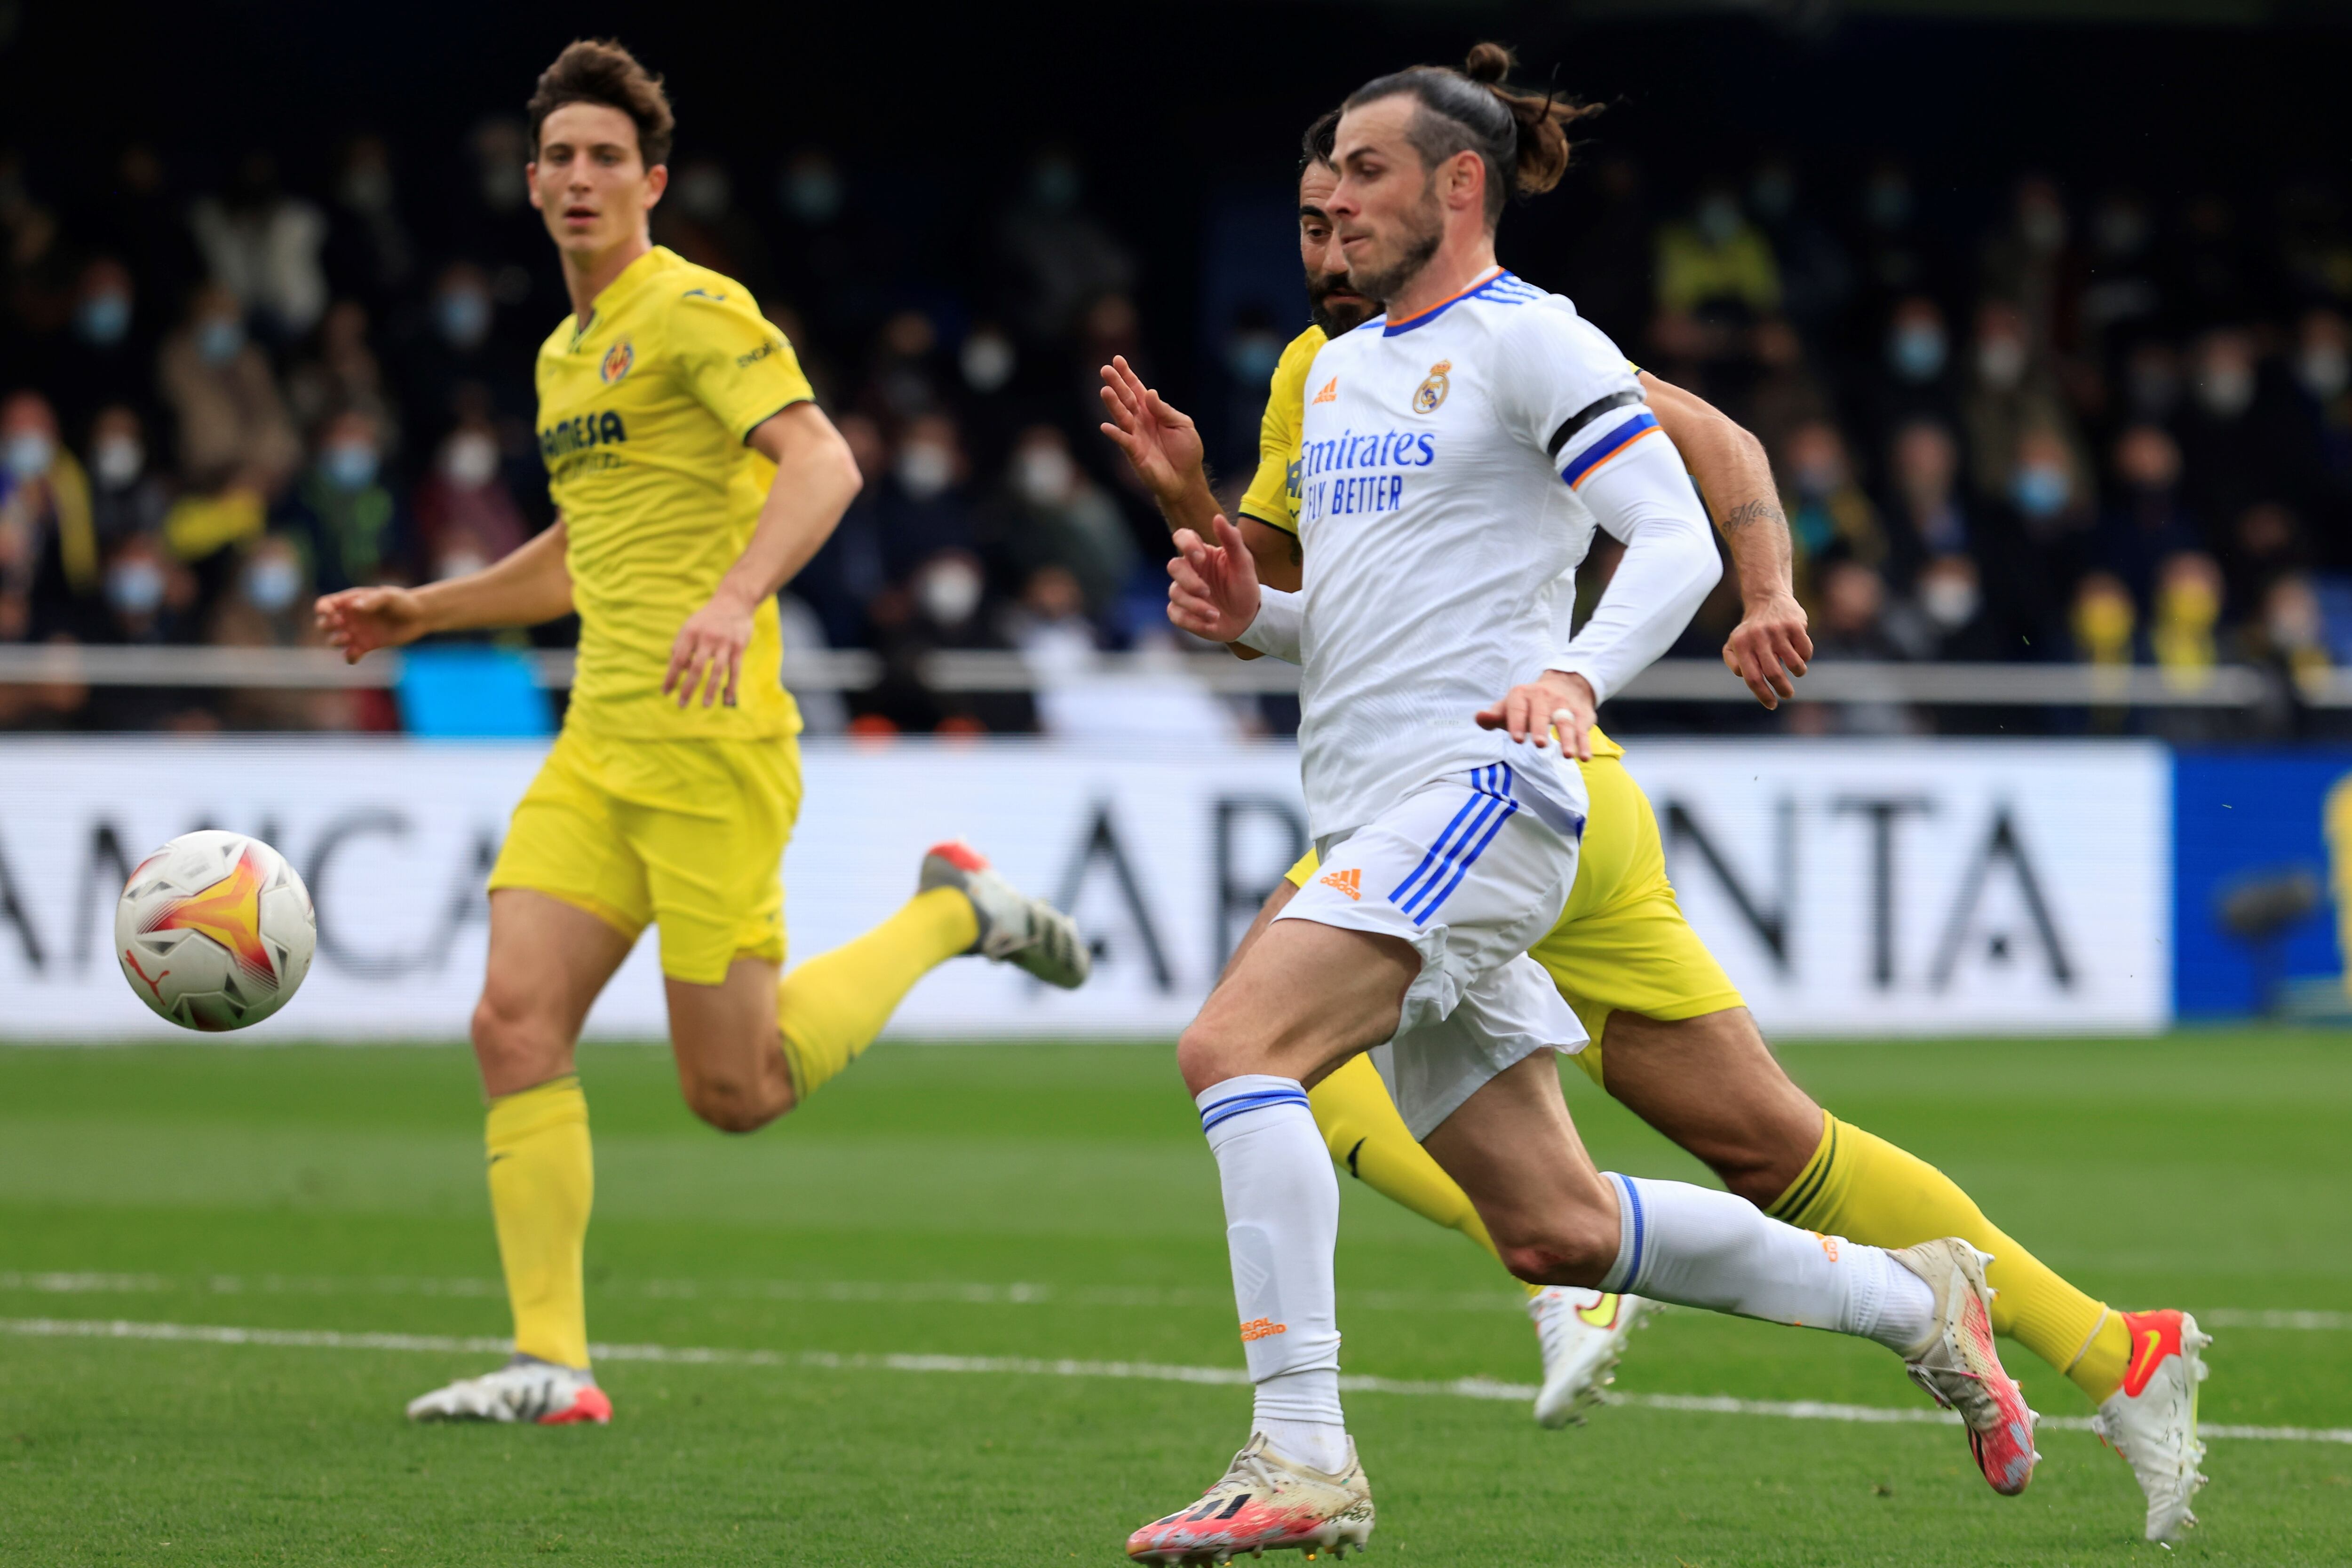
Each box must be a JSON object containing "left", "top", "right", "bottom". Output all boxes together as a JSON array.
[{"left": 0, "top": 1034, "right": 2347, "bottom": 1565}]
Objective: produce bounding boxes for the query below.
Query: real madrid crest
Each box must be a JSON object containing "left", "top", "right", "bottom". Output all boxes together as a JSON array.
[
  {"left": 600, "top": 339, "right": 635, "bottom": 384},
  {"left": 1412, "top": 359, "right": 1451, "bottom": 414}
]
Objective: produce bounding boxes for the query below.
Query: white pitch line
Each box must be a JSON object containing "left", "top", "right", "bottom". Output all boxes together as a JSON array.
[
  {"left": 6, "top": 1315, "right": 2348, "bottom": 1446},
  {"left": 4, "top": 1273, "right": 2344, "bottom": 1331}
]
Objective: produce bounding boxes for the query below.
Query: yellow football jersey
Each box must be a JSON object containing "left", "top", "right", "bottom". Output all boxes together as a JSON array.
[
  {"left": 535, "top": 245, "right": 814, "bottom": 739},
  {"left": 1235, "top": 324, "right": 1327, "bottom": 538}
]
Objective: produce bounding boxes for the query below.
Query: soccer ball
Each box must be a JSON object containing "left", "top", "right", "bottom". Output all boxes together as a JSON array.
[{"left": 116, "top": 831, "right": 316, "bottom": 1031}]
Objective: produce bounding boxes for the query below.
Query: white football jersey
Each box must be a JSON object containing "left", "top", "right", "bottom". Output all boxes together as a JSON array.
[{"left": 1292, "top": 269, "right": 1659, "bottom": 839}]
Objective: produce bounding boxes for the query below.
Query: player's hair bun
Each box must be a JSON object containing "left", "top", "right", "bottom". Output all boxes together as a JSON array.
[{"left": 1463, "top": 41, "right": 1515, "bottom": 85}]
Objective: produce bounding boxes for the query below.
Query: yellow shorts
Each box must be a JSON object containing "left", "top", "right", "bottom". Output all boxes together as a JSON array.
[
  {"left": 1281, "top": 735, "right": 1742, "bottom": 1087},
  {"left": 487, "top": 725, "right": 801, "bottom": 985}
]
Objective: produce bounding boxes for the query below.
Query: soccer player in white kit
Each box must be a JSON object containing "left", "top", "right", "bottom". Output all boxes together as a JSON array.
[{"left": 1125, "top": 49, "right": 2036, "bottom": 1563}]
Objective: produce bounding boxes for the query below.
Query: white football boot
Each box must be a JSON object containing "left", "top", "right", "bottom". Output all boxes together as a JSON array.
[
  {"left": 920, "top": 840, "right": 1090, "bottom": 988},
  {"left": 2091, "top": 1309, "right": 2212, "bottom": 1542},
  {"left": 1528, "top": 1286, "right": 1650, "bottom": 1427},
  {"left": 405, "top": 1355, "right": 611, "bottom": 1425},
  {"left": 1890, "top": 1238, "right": 2040, "bottom": 1496},
  {"left": 1127, "top": 1433, "right": 1374, "bottom": 1564}
]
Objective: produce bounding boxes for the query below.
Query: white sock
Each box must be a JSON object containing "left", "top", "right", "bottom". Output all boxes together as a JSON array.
[
  {"left": 1198, "top": 1076, "right": 1347, "bottom": 1461},
  {"left": 1600, "top": 1173, "right": 1936, "bottom": 1354}
]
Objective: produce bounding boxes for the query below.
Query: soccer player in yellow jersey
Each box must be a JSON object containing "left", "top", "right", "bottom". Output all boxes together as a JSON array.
[
  {"left": 315, "top": 40, "right": 1087, "bottom": 1428},
  {"left": 1101, "top": 95, "right": 2208, "bottom": 1543}
]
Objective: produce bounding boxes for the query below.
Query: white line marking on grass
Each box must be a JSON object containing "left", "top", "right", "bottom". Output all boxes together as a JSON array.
[
  {"left": 7, "top": 1274, "right": 2343, "bottom": 1330},
  {"left": 7, "top": 1315, "right": 2347, "bottom": 1445}
]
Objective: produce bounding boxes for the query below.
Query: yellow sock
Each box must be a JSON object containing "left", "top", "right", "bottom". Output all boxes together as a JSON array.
[
  {"left": 1770, "top": 1113, "right": 2124, "bottom": 1400},
  {"left": 1308, "top": 1056, "right": 1537, "bottom": 1295},
  {"left": 777, "top": 887, "right": 977, "bottom": 1099},
  {"left": 485, "top": 1076, "right": 593, "bottom": 1370}
]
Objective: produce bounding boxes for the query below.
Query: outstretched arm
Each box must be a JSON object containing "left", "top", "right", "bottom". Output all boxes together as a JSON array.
[
  {"left": 1100, "top": 355, "right": 1302, "bottom": 594},
  {"left": 315, "top": 521, "right": 574, "bottom": 663},
  {"left": 1640, "top": 371, "right": 1811, "bottom": 707},
  {"left": 663, "top": 401, "right": 863, "bottom": 708}
]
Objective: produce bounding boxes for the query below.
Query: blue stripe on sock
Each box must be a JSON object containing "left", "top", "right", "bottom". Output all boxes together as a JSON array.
[
  {"left": 1621, "top": 1176, "right": 1648, "bottom": 1292},
  {"left": 1409, "top": 799, "right": 1518, "bottom": 921},
  {"left": 1199, "top": 1088, "right": 1311, "bottom": 1134}
]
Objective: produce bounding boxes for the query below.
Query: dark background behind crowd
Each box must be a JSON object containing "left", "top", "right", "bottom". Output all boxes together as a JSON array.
[{"left": 5, "top": 1, "right": 2352, "bottom": 736}]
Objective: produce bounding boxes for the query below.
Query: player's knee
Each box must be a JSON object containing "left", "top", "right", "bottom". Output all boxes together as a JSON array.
[
  {"left": 471, "top": 986, "right": 563, "bottom": 1080},
  {"left": 679, "top": 1069, "right": 784, "bottom": 1134},
  {"left": 1176, "top": 1018, "right": 1245, "bottom": 1099},
  {"left": 1493, "top": 1213, "right": 1621, "bottom": 1289}
]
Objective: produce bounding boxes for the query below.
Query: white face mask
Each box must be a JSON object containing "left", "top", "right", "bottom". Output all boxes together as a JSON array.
[
  {"left": 3, "top": 431, "right": 56, "bottom": 480},
  {"left": 245, "top": 556, "right": 301, "bottom": 613},
  {"left": 441, "top": 432, "right": 500, "bottom": 488},
  {"left": 2196, "top": 363, "right": 2255, "bottom": 419},
  {"left": 2297, "top": 344, "right": 2348, "bottom": 400},
  {"left": 961, "top": 331, "right": 1015, "bottom": 394},
  {"left": 917, "top": 559, "right": 984, "bottom": 626},
  {"left": 437, "top": 549, "right": 489, "bottom": 582},
  {"left": 1921, "top": 574, "right": 1980, "bottom": 631},
  {"left": 1976, "top": 337, "right": 2027, "bottom": 390},
  {"left": 895, "top": 441, "right": 955, "bottom": 500},
  {"left": 1014, "top": 445, "right": 1076, "bottom": 507},
  {"left": 93, "top": 435, "right": 143, "bottom": 488}
]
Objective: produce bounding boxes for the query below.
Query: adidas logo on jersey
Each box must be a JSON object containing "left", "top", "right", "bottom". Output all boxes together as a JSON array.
[
  {"left": 1318, "top": 867, "right": 1362, "bottom": 901},
  {"left": 1311, "top": 376, "right": 1338, "bottom": 404}
]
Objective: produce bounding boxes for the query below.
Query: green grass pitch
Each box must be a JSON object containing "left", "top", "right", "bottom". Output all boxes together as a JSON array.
[{"left": 1, "top": 1032, "right": 2348, "bottom": 1565}]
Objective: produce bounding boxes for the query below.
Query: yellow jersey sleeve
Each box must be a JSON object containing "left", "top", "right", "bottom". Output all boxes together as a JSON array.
[
  {"left": 668, "top": 289, "right": 815, "bottom": 442},
  {"left": 1236, "top": 325, "right": 1327, "bottom": 537}
]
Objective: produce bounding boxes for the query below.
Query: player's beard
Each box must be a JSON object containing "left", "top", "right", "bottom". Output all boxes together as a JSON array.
[
  {"left": 1345, "top": 182, "right": 1444, "bottom": 309},
  {"left": 1307, "top": 268, "right": 1377, "bottom": 335}
]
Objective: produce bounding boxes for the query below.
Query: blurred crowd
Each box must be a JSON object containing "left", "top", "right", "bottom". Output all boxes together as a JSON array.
[
  {"left": 3, "top": 126, "right": 2350, "bottom": 736},
  {"left": 1560, "top": 154, "right": 2352, "bottom": 736}
]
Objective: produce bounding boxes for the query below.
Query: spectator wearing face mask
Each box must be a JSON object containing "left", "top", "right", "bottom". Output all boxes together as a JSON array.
[
  {"left": 858, "top": 548, "right": 1034, "bottom": 736},
  {"left": 1887, "top": 554, "right": 2007, "bottom": 664},
  {"left": 397, "top": 261, "right": 531, "bottom": 442},
  {"left": 991, "top": 424, "right": 1136, "bottom": 623},
  {"left": 275, "top": 409, "right": 408, "bottom": 594},
  {"left": 2093, "top": 425, "right": 2200, "bottom": 613},
  {"left": 0, "top": 391, "right": 99, "bottom": 641},
  {"left": 85, "top": 532, "right": 214, "bottom": 731},
  {"left": 1792, "top": 560, "right": 1915, "bottom": 736},
  {"left": 47, "top": 257, "right": 152, "bottom": 436},
  {"left": 652, "top": 157, "right": 773, "bottom": 301},
  {"left": 2248, "top": 573, "right": 2337, "bottom": 714},
  {"left": 157, "top": 282, "right": 301, "bottom": 499},
  {"left": 1867, "top": 297, "right": 1962, "bottom": 448},
  {"left": 876, "top": 413, "right": 977, "bottom": 585},
  {"left": 413, "top": 420, "right": 527, "bottom": 587},
  {"left": 1978, "top": 176, "right": 2079, "bottom": 355},
  {"left": 324, "top": 133, "right": 415, "bottom": 311},
  {"left": 287, "top": 299, "right": 399, "bottom": 447},
  {"left": 1960, "top": 298, "right": 2083, "bottom": 506},
  {"left": 207, "top": 533, "right": 355, "bottom": 730},
  {"left": 997, "top": 149, "right": 1137, "bottom": 344},
  {"left": 84, "top": 405, "right": 168, "bottom": 550},
  {"left": 2176, "top": 326, "right": 2310, "bottom": 538}
]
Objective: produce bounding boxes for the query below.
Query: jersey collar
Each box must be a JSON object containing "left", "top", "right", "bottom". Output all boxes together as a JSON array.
[
  {"left": 1381, "top": 267, "right": 1510, "bottom": 336},
  {"left": 566, "top": 245, "right": 675, "bottom": 352}
]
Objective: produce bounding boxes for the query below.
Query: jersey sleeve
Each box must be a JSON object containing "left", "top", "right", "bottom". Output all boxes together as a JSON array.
[
  {"left": 1236, "top": 327, "right": 1324, "bottom": 536},
  {"left": 1493, "top": 304, "right": 1647, "bottom": 486},
  {"left": 670, "top": 287, "right": 816, "bottom": 443}
]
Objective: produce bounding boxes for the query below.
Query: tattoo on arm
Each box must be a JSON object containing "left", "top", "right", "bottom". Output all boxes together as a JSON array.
[{"left": 1721, "top": 497, "right": 1784, "bottom": 534}]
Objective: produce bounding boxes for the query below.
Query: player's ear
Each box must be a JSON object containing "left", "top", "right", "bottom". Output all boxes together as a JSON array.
[
  {"left": 525, "top": 163, "right": 542, "bottom": 211},
  {"left": 643, "top": 163, "right": 668, "bottom": 210}
]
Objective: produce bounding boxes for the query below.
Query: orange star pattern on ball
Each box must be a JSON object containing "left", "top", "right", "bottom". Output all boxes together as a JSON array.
[{"left": 143, "top": 847, "right": 276, "bottom": 981}]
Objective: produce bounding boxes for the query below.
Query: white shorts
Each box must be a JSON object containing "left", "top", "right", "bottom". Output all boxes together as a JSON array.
[
  {"left": 1278, "top": 761, "right": 1585, "bottom": 1033},
  {"left": 1370, "top": 954, "right": 1588, "bottom": 1139}
]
